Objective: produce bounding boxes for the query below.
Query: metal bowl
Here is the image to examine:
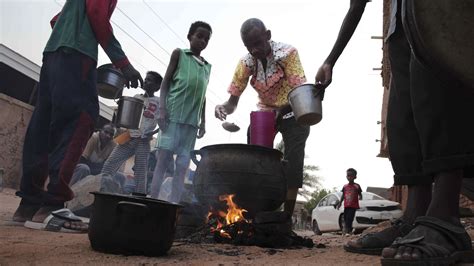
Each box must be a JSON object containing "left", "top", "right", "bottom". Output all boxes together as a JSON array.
[{"left": 96, "top": 64, "right": 125, "bottom": 99}]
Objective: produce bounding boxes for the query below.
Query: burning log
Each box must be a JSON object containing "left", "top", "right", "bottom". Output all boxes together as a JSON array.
[{"left": 203, "top": 195, "right": 314, "bottom": 249}]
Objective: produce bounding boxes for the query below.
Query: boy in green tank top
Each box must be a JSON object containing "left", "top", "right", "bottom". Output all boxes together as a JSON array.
[{"left": 150, "top": 21, "right": 212, "bottom": 203}]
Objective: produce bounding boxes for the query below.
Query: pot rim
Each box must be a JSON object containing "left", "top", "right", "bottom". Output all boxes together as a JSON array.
[
  {"left": 197, "top": 143, "right": 282, "bottom": 156},
  {"left": 90, "top": 191, "right": 183, "bottom": 208}
]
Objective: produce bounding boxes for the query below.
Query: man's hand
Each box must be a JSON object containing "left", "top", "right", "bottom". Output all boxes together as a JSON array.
[
  {"left": 197, "top": 123, "right": 206, "bottom": 139},
  {"left": 157, "top": 108, "right": 169, "bottom": 132},
  {"left": 215, "top": 104, "right": 228, "bottom": 121},
  {"left": 315, "top": 63, "right": 333, "bottom": 89},
  {"left": 121, "top": 64, "right": 143, "bottom": 88}
]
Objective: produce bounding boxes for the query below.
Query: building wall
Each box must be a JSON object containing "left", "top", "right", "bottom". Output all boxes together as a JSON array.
[{"left": 0, "top": 93, "right": 33, "bottom": 189}]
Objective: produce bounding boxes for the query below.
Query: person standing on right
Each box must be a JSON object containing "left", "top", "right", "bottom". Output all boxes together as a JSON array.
[
  {"left": 336, "top": 168, "right": 362, "bottom": 235},
  {"left": 150, "top": 21, "right": 212, "bottom": 203},
  {"left": 316, "top": 0, "right": 474, "bottom": 264}
]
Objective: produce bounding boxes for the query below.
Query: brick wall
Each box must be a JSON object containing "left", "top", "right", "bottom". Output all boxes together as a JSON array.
[{"left": 0, "top": 93, "right": 33, "bottom": 189}]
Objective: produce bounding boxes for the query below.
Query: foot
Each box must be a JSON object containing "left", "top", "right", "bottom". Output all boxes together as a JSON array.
[
  {"left": 12, "top": 200, "right": 41, "bottom": 222},
  {"left": 344, "top": 219, "right": 414, "bottom": 255},
  {"left": 381, "top": 216, "right": 473, "bottom": 265},
  {"left": 63, "top": 221, "right": 89, "bottom": 232},
  {"left": 31, "top": 205, "right": 64, "bottom": 223}
]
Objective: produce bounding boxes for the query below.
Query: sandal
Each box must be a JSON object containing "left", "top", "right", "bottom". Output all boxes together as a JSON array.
[
  {"left": 344, "top": 219, "right": 413, "bottom": 255},
  {"left": 24, "top": 208, "right": 89, "bottom": 233},
  {"left": 381, "top": 216, "right": 474, "bottom": 265}
]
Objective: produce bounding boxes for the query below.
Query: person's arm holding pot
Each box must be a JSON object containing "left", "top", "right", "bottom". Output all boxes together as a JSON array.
[
  {"left": 315, "top": 0, "right": 368, "bottom": 89},
  {"left": 158, "top": 48, "right": 180, "bottom": 131},
  {"left": 86, "top": 0, "right": 142, "bottom": 88}
]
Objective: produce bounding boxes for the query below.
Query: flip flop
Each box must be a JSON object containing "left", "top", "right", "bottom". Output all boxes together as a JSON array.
[{"left": 24, "top": 208, "right": 89, "bottom": 233}]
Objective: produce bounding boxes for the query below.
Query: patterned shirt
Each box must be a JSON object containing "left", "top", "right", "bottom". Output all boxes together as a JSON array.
[{"left": 228, "top": 41, "right": 306, "bottom": 110}]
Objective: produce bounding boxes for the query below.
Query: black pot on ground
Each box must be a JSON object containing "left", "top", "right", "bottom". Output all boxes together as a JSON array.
[
  {"left": 191, "top": 144, "right": 287, "bottom": 218},
  {"left": 88, "top": 192, "right": 182, "bottom": 256}
]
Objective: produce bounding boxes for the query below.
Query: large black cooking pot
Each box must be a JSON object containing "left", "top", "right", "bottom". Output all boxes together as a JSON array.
[
  {"left": 88, "top": 192, "right": 182, "bottom": 256},
  {"left": 191, "top": 144, "right": 287, "bottom": 218}
]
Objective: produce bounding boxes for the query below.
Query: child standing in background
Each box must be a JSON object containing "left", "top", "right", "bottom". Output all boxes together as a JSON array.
[
  {"left": 101, "top": 71, "right": 162, "bottom": 194},
  {"left": 337, "top": 168, "right": 362, "bottom": 235},
  {"left": 150, "top": 21, "right": 212, "bottom": 203}
]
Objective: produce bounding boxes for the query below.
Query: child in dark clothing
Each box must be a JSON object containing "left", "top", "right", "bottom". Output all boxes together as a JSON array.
[{"left": 337, "top": 168, "right": 362, "bottom": 235}]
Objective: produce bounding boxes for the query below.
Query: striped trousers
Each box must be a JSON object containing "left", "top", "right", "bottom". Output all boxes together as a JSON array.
[{"left": 101, "top": 138, "right": 150, "bottom": 194}]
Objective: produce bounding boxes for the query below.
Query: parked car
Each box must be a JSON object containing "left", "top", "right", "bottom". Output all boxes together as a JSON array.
[{"left": 311, "top": 192, "right": 402, "bottom": 235}]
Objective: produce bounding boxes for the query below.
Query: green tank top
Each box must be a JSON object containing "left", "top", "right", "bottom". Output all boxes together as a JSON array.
[{"left": 167, "top": 49, "right": 212, "bottom": 127}]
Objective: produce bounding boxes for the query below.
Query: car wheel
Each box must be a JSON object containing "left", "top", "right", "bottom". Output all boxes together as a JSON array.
[
  {"left": 312, "top": 220, "right": 322, "bottom": 235},
  {"left": 339, "top": 214, "right": 345, "bottom": 232}
]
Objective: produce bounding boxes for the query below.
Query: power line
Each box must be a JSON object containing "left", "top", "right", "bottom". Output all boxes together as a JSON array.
[
  {"left": 110, "top": 20, "right": 168, "bottom": 68},
  {"left": 115, "top": 6, "right": 170, "bottom": 56},
  {"left": 142, "top": 0, "right": 187, "bottom": 46}
]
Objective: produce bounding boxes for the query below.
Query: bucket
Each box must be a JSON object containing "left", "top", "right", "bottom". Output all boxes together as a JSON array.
[
  {"left": 250, "top": 111, "right": 276, "bottom": 148},
  {"left": 288, "top": 84, "right": 323, "bottom": 126},
  {"left": 116, "top": 96, "right": 144, "bottom": 129}
]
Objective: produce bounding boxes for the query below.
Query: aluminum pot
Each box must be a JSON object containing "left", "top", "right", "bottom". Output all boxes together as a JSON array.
[
  {"left": 96, "top": 64, "right": 125, "bottom": 99},
  {"left": 191, "top": 144, "right": 287, "bottom": 218},
  {"left": 288, "top": 84, "right": 323, "bottom": 126},
  {"left": 88, "top": 192, "right": 182, "bottom": 256},
  {"left": 115, "top": 96, "right": 144, "bottom": 129}
]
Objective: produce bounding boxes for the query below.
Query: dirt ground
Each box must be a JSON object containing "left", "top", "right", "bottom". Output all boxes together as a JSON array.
[{"left": 0, "top": 188, "right": 383, "bottom": 265}]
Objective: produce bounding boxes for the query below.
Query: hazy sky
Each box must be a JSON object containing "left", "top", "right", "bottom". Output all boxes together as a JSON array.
[{"left": 1, "top": 0, "right": 395, "bottom": 192}]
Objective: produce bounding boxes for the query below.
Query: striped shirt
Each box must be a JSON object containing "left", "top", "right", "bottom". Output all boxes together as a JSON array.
[{"left": 166, "top": 49, "right": 211, "bottom": 127}]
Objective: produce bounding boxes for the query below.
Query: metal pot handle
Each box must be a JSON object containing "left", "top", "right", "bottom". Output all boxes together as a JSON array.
[
  {"left": 117, "top": 201, "right": 149, "bottom": 218},
  {"left": 313, "top": 83, "right": 326, "bottom": 101},
  {"left": 190, "top": 150, "right": 201, "bottom": 166}
]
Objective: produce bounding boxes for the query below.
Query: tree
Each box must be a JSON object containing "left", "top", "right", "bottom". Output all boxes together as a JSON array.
[{"left": 304, "top": 188, "right": 333, "bottom": 213}]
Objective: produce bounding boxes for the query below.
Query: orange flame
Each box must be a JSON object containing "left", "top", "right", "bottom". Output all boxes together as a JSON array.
[{"left": 207, "top": 194, "right": 248, "bottom": 238}]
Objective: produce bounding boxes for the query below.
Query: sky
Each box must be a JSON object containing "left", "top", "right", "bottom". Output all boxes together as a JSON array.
[{"left": 1, "top": 0, "right": 395, "bottom": 192}]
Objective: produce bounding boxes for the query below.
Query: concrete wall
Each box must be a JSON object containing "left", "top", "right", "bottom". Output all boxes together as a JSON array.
[{"left": 0, "top": 93, "right": 33, "bottom": 189}]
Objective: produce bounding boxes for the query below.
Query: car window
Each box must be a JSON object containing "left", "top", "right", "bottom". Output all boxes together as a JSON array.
[
  {"left": 362, "top": 192, "right": 385, "bottom": 200},
  {"left": 327, "top": 195, "right": 338, "bottom": 206},
  {"left": 318, "top": 197, "right": 328, "bottom": 207}
]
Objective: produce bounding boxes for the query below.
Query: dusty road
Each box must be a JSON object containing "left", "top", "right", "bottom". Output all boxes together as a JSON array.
[{"left": 0, "top": 188, "right": 382, "bottom": 265}]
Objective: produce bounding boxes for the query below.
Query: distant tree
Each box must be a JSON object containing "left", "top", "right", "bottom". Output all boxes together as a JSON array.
[{"left": 304, "top": 188, "right": 334, "bottom": 213}]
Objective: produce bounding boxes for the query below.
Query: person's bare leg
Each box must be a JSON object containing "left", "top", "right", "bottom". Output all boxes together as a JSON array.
[
  {"left": 149, "top": 150, "right": 173, "bottom": 198},
  {"left": 169, "top": 155, "right": 190, "bottom": 203},
  {"left": 403, "top": 184, "right": 432, "bottom": 223}
]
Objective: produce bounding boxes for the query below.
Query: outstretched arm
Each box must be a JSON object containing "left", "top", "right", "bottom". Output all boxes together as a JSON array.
[
  {"left": 86, "top": 0, "right": 142, "bottom": 88},
  {"left": 215, "top": 95, "right": 240, "bottom": 121},
  {"left": 315, "top": 0, "right": 368, "bottom": 88}
]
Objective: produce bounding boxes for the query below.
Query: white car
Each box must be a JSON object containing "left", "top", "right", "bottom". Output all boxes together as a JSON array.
[{"left": 311, "top": 192, "right": 403, "bottom": 235}]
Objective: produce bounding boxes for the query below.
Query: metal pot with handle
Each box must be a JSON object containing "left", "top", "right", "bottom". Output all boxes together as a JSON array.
[
  {"left": 88, "top": 192, "right": 182, "bottom": 256},
  {"left": 288, "top": 83, "right": 324, "bottom": 126},
  {"left": 96, "top": 64, "right": 125, "bottom": 99}
]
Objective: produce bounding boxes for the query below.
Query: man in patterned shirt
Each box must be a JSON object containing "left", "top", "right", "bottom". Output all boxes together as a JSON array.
[{"left": 215, "top": 18, "right": 310, "bottom": 216}]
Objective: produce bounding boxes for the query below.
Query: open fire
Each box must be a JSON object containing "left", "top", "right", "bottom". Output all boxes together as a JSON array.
[
  {"left": 207, "top": 194, "right": 249, "bottom": 239},
  {"left": 201, "top": 194, "right": 314, "bottom": 248}
]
